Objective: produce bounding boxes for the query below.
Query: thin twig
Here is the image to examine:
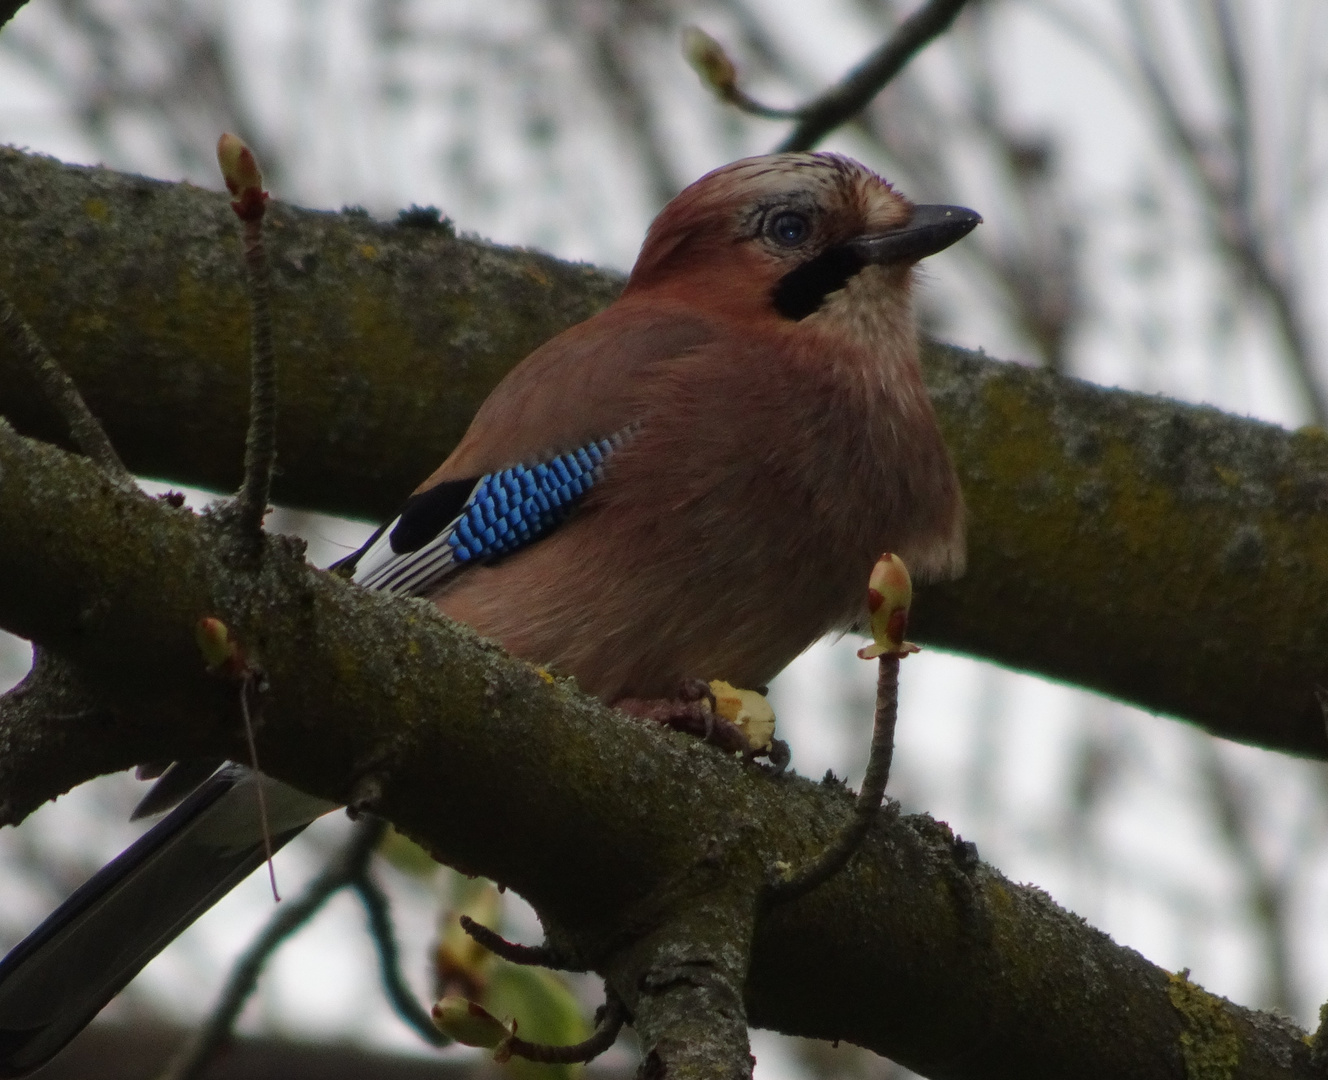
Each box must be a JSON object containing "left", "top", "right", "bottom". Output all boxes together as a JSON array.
[
  {"left": 1198, "top": 743, "right": 1296, "bottom": 1015},
  {"left": 683, "top": 27, "right": 804, "bottom": 121},
  {"left": 155, "top": 818, "right": 390, "bottom": 1080},
  {"left": 778, "top": 0, "right": 973, "bottom": 153},
  {"left": 0, "top": 288, "right": 131, "bottom": 483},
  {"left": 353, "top": 875, "right": 448, "bottom": 1045},
  {"left": 238, "top": 678, "right": 279, "bottom": 902},
  {"left": 767, "top": 656, "right": 900, "bottom": 905},
  {"left": 234, "top": 211, "right": 278, "bottom": 538},
  {"left": 458, "top": 914, "right": 580, "bottom": 970},
  {"left": 502, "top": 992, "right": 627, "bottom": 1065},
  {"left": 1211, "top": 0, "right": 1252, "bottom": 209},
  {"left": 724, "top": 90, "right": 801, "bottom": 122}
]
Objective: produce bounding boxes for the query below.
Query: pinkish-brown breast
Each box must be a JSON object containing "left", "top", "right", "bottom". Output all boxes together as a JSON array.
[{"left": 431, "top": 270, "right": 964, "bottom": 701}]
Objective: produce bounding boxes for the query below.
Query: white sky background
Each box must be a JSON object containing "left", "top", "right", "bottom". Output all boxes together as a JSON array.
[{"left": 2, "top": 0, "right": 1328, "bottom": 1076}]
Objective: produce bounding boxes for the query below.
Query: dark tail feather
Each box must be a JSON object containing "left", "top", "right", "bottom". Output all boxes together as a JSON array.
[
  {"left": 0, "top": 768, "right": 335, "bottom": 1078},
  {"left": 130, "top": 758, "right": 227, "bottom": 820}
]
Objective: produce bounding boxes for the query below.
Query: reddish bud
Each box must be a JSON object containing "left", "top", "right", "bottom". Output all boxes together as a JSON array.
[
  {"left": 195, "top": 616, "right": 247, "bottom": 676},
  {"left": 857, "top": 553, "right": 919, "bottom": 659},
  {"left": 886, "top": 609, "right": 909, "bottom": 646},
  {"left": 216, "top": 133, "right": 268, "bottom": 222}
]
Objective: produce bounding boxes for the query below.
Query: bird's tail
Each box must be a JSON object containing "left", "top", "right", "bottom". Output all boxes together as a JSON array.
[{"left": 0, "top": 767, "right": 335, "bottom": 1078}]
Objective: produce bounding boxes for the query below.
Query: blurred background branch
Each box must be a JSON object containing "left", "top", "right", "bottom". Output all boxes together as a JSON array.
[
  {"left": 776, "top": 0, "right": 973, "bottom": 152},
  {"left": 157, "top": 817, "right": 444, "bottom": 1080}
]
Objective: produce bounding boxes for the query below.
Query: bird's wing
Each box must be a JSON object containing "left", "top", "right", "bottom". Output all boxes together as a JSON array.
[
  {"left": 417, "top": 298, "right": 716, "bottom": 484},
  {"left": 341, "top": 300, "right": 716, "bottom": 596},
  {"left": 348, "top": 430, "right": 635, "bottom": 594}
]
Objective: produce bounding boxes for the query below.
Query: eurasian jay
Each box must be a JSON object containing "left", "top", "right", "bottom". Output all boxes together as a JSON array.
[{"left": 0, "top": 152, "right": 978, "bottom": 1075}]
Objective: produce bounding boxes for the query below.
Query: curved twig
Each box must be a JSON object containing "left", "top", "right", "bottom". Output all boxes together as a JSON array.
[
  {"left": 767, "top": 656, "right": 900, "bottom": 904},
  {"left": 458, "top": 914, "right": 581, "bottom": 970},
  {"left": 353, "top": 873, "right": 447, "bottom": 1045},
  {"left": 502, "top": 992, "right": 627, "bottom": 1065},
  {"left": 153, "top": 817, "right": 434, "bottom": 1080},
  {"left": 778, "top": 0, "right": 973, "bottom": 152}
]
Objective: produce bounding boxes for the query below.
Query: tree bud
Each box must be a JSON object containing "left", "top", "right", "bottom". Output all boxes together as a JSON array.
[
  {"left": 710, "top": 679, "right": 776, "bottom": 751},
  {"left": 431, "top": 996, "right": 512, "bottom": 1049},
  {"left": 857, "top": 553, "right": 919, "bottom": 659},
  {"left": 682, "top": 26, "right": 738, "bottom": 100},
  {"left": 216, "top": 133, "right": 268, "bottom": 221},
  {"left": 194, "top": 616, "right": 246, "bottom": 675}
]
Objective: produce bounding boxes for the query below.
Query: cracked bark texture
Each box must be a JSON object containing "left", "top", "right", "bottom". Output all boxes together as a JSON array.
[
  {"left": 2, "top": 147, "right": 1325, "bottom": 758},
  {"left": 0, "top": 423, "right": 1315, "bottom": 1079},
  {"left": 602, "top": 890, "right": 757, "bottom": 1080}
]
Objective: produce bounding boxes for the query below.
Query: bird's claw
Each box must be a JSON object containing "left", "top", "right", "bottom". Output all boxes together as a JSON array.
[
  {"left": 616, "top": 679, "right": 787, "bottom": 765},
  {"left": 763, "top": 737, "right": 791, "bottom": 775}
]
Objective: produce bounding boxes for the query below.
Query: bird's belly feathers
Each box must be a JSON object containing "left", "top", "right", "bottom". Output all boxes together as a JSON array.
[{"left": 432, "top": 353, "right": 962, "bottom": 700}]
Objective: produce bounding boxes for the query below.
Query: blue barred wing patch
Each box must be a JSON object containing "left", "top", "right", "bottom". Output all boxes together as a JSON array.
[{"left": 351, "top": 432, "right": 628, "bottom": 596}]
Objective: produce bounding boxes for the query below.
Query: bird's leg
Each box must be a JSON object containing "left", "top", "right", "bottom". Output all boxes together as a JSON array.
[
  {"left": 764, "top": 737, "right": 791, "bottom": 773},
  {"left": 614, "top": 679, "right": 753, "bottom": 755},
  {"left": 677, "top": 676, "right": 716, "bottom": 704},
  {"left": 616, "top": 680, "right": 792, "bottom": 771}
]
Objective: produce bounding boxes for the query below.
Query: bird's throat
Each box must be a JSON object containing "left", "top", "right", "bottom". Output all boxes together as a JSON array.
[{"left": 808, "top": 265, "right": 919, "bottom": 380}]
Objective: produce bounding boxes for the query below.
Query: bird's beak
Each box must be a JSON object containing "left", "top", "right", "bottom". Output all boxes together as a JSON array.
[{"left": 846, "top": 204, "right": 982, "bottom": 266}]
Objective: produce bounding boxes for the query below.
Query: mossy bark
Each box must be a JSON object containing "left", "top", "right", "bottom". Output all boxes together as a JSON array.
[{"left": 919, "top": 346, "right": 1328, "bottom": 759}]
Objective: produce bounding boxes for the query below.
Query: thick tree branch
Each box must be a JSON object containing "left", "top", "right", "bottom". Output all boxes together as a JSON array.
[
  {"left": 918, "top": 346, "right": 1328, "bottom": 760},
  {"left": 3, "top": 147, "right": 1328, "bottom": 759},
  {"left": 0, "top": 422, "right": 1315, "bottom": 1079}
]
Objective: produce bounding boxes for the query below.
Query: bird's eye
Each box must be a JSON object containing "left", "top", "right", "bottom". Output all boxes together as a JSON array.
[{"left": 767, "top": 211, "right": 810, "bottom": 247}]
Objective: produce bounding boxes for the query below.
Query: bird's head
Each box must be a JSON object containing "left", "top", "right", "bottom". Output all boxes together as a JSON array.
[{"left": 624, "top": 152, "right": 979, "bottom": 322}]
